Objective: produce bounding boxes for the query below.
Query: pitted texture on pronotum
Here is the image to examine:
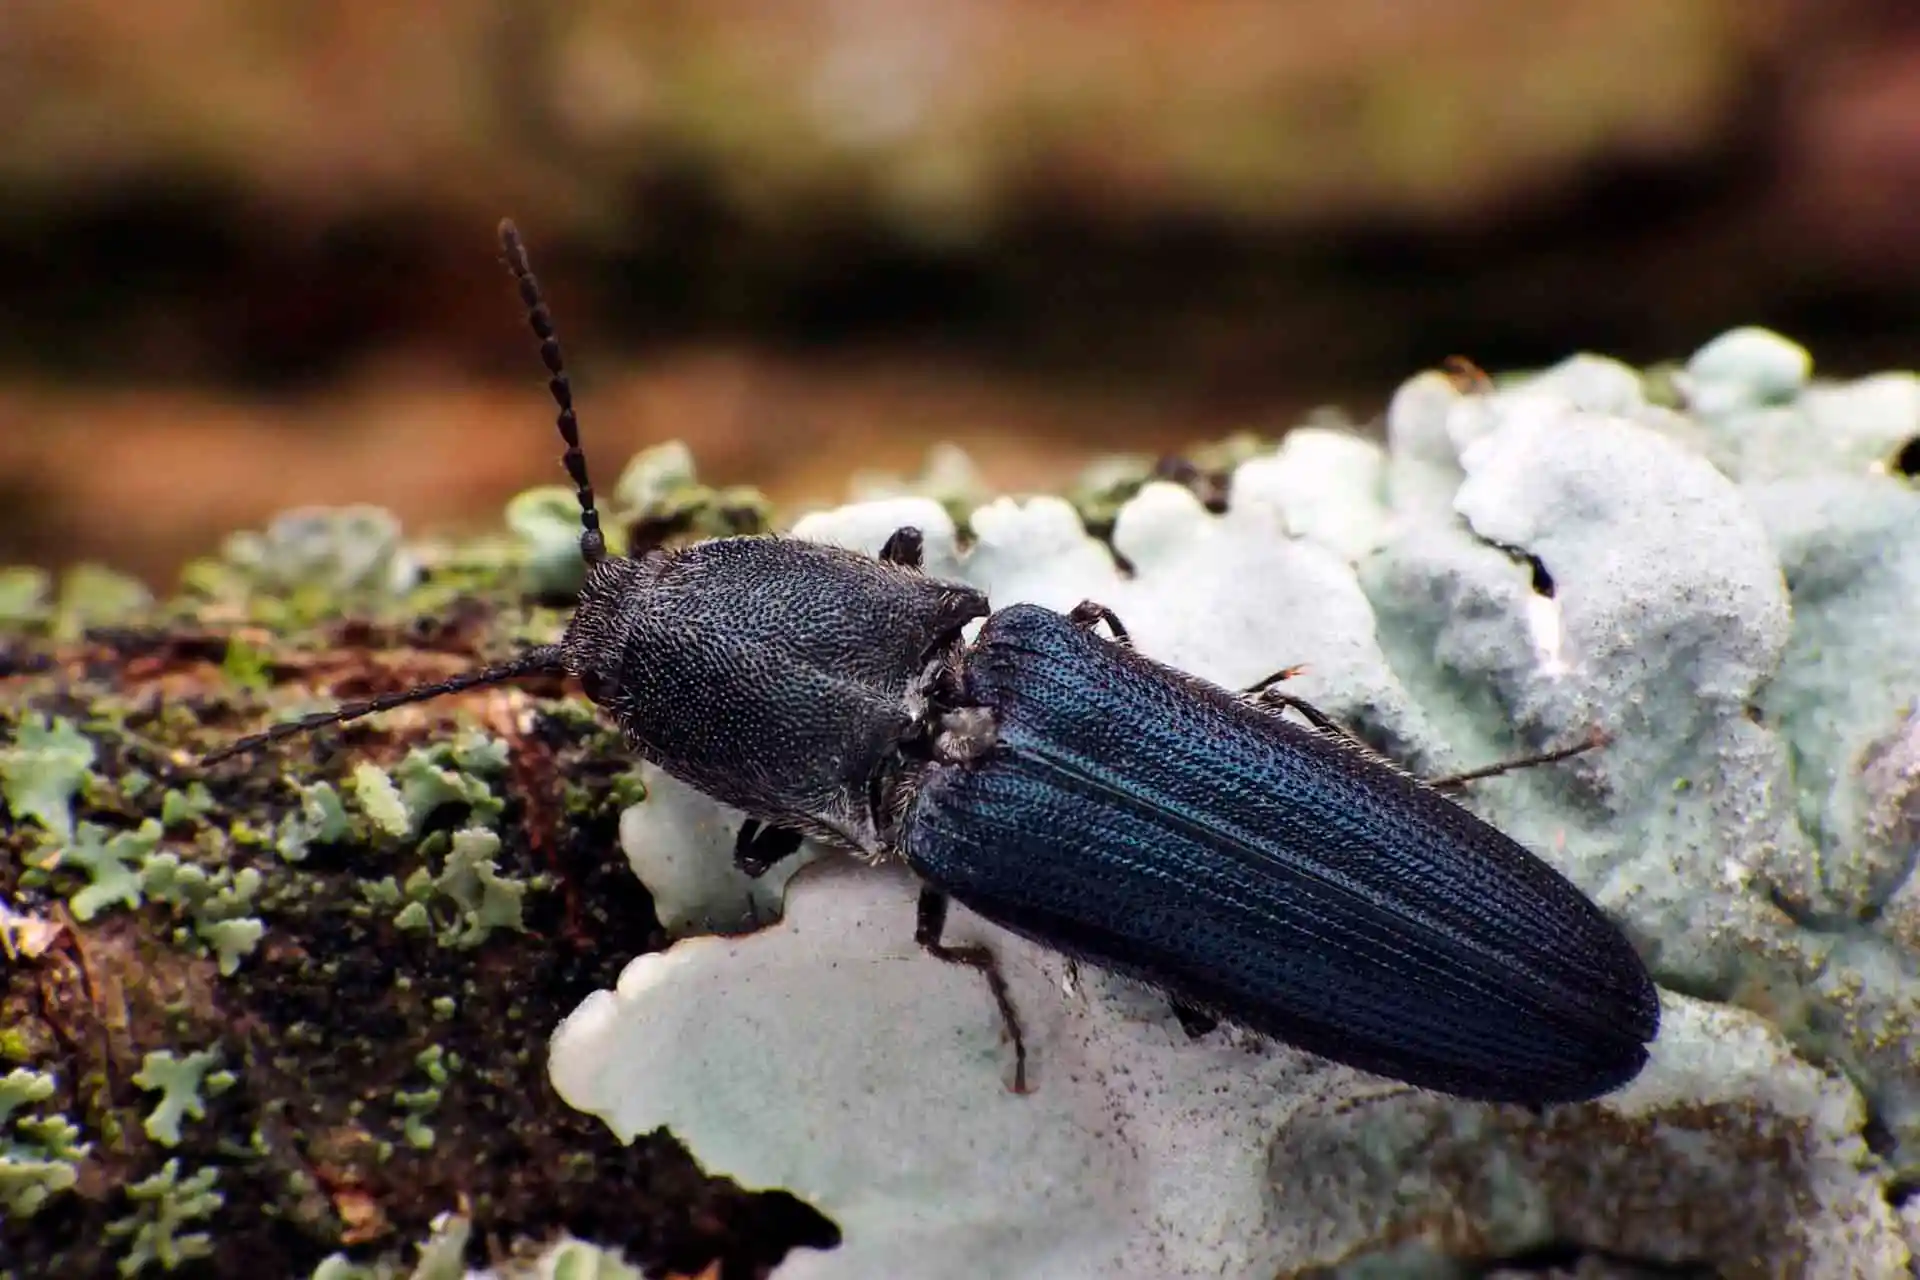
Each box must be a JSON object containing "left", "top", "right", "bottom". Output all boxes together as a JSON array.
[
  {"left": 905, "top": 603, "right": 1659, "bottom": 1103},
  {"left": 563, "top": 536, "right": 987, "bottom": 854}
]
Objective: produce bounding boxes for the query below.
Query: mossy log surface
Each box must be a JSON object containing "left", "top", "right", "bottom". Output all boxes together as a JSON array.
[{"left": 0, "top": 480, "right": 844, "bottom": 1278}]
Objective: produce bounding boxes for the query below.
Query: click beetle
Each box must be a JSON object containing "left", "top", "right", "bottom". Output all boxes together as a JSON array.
[{"left": 205, "top": 219, "right": 1660, "bottom": 1107}]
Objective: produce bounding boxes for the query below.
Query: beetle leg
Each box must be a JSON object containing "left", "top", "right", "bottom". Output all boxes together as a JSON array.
[
  {"left": 733, "top": 819, "right": 805, "bottom": 878},
  {"left": 1250, "top": 679, "right": 1608, "bottom": 791},
  {"left": 1066, "top": 600, "right": 1131, "bottom": 645},
  {"left": 1248, "top": 683, "right": 1358, "bottom": 741},
  {"left": 1168, "top": 998, "right": 1219, "bottom": 1039},
  {"left": 916, "top": 885, "right": 1029, "bottom": 1094},
  {"left": 877, "top": 526, "right": 925, "bottom": 569},
  {"left": 1426, "top": 726, "right": 1610, "bottom": 790}
]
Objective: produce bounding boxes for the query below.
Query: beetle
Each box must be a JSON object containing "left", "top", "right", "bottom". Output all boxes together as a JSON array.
[{"left": 206, "top": 218, "right": 1660, "bottom": 1106}]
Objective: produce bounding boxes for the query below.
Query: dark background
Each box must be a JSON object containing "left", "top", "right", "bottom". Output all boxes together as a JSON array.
[{"left": 5, "top": 0, "right": 1919, "bottom": 586}]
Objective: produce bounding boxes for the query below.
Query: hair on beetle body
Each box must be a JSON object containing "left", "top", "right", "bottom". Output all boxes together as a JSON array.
[{"left": 206, "top": 219, "right": 1659, "bottom": 1107}]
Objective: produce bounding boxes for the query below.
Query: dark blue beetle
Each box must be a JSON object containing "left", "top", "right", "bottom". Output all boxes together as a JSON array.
[{"left": 208, "top": 219, "right": 1660, "bottom": 1106}]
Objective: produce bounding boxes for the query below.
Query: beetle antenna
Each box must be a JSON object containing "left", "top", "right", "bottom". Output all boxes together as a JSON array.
[
  {"left": 200, "top": 644, "right": 568, "bottom": 765},
  {"left": 499, "top": 218, "right": 605, "bottom": 565}
]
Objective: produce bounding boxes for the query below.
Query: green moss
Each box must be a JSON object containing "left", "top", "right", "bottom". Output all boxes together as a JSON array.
[
  {"left": 606, "top": 770, "right": 649, "bottom": 811},
  {"left": 130, "top": 1050, "right": 228, "bottom": 1148},
  {"left": 219, "top": 636, "right": 273, "bottom": 695},
  {"left": 107, "top": 1159, "right": 222, "bottom": 1276},
  {"left": 0, "top": 1028, "right": 33, "bottom": 1062},
  {"left": 0, "top": 1066, "right": 88, "bottom": 1218},
  {"left": 0, "top": 566, "right": 51, "bottom": 625},
  {"left": 1, "top": 714, "right": 98, "bottom": 840}
]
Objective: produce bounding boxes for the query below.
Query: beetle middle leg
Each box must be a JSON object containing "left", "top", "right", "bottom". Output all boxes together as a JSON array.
[
  {"left": 1425, "top": 725, "right": 1610, "bottom": 789},
  {"left": 1248, "top": 673, "right": 1606, "bottom": 789},
  {"left": 1067, "top": 599, "right": 1130, "bottom": 644},
  {"left": 878, "top": 526, "right": 924, "bottom": 569},
  {"left": 733, "top": 819, "right": 805, "bottom": 878},
  {"left": 916, "top": 885, "right": 1029, "bottom": 1094}
]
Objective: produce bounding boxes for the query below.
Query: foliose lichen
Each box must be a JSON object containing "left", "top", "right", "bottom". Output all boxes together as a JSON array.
[{"left": 0, "top": 1066, "right": 88, "bottom": 1218}]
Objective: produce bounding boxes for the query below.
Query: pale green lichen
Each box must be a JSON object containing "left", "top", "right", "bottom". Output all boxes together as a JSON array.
[
  {"left": 24, "top": 819, "right": 162, "bottom": 921},
  {"left": 0, "top": 1066, "right": 88, "bottom": 1218},
  {"left": 352, "top": 762, "right": 411, "bottom": 840},
  {"left": 506, "top": 486, "right": 597, "bottom": 597},
  {"left": 221, "top": 505, "right": 420, "bottom": 599},
  {"left": 0, "top": 714, "right": 98, "bottom": 840},
  {"left": 544, "top": 1239, "right": 647, "bottom": 1280},
  {"left": 393, "top": 900, "right": 433, "bottom": 934},
  {"left": 427, "top": 827, "right": 531, "bottom": 948},
  {"left": 197, "top": 918, "right": 265, "bottom": 975},
  {"left": 0, "top": 564, "right": 52, "bottom": 623},
  {"left": 275, "top": 778, "right": 352, "bottom": 862},
  {"left": 131, "top": 1049, "right": 232, "bottom": 1147},
  {"left": 409, "top": 1211, "right": 472, "bottom": 1280},
  {"left": 392, "top": 1043, "right": 460, "bottom": 1152},
  {"left": 142, "top": 843, "right": 266, "bottom": 974},
  {"left": 612, "top": 441, "right": 699, "bottom": 515},
  {"left": 53, "top": 564, "right": 155, "bottom": 638},
  {"left": 394, "top": 742, "right": 505, "bottom": 832},
  {"left": 310, "top": 1256, "right": 380, "bottom": 1280},
  {"left": 107, "top": 1159, "right": 222, "bottom": 1276},
  {"left": 157, "top": 783, "right": 216, "bottom": 830}
]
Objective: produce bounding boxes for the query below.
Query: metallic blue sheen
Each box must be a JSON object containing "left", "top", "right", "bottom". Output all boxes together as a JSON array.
[{"left": 904, "top": 603, "right": 1660, "bottom": 1104}]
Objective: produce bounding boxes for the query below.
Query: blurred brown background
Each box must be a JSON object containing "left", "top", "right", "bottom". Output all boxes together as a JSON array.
[{"left": 3, "top": 0, "right": 1919, "bottom": 587}]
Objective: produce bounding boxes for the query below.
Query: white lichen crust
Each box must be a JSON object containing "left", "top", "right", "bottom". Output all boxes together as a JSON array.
[{"left": 554, "top": 327, "right": 1920, "bottom": 1279}]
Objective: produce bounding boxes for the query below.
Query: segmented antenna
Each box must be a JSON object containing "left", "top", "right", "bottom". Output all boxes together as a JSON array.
[
  {"left": 200, "top": 645, "right": 568, "bottom": 765},
  {"left": 498, "top": 218, "right": 605, "bottom": 565},
  {"left": 199, "top": 223, "right": 602, "bottom": 768}
]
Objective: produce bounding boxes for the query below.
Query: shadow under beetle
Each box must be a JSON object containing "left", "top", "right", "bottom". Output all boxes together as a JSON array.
[{"left": 206, "top": 219, "right": 1660, "bottom": 1106}]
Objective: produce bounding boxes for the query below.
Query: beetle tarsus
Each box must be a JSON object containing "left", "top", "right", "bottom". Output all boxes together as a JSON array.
[{"left": 916, "top": 885, "right": 1029, "bottom": 1095}]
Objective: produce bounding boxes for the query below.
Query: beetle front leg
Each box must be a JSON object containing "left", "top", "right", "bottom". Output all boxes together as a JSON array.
[
  {"left": 916, "top": 885, "right": 1029, "bottom": 1093},
  {"left": 733, "top": 819, "right": 805, "bottom": 878},
  {"left": 877, "top": 526, "right": 925, "bottom": 569}
]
